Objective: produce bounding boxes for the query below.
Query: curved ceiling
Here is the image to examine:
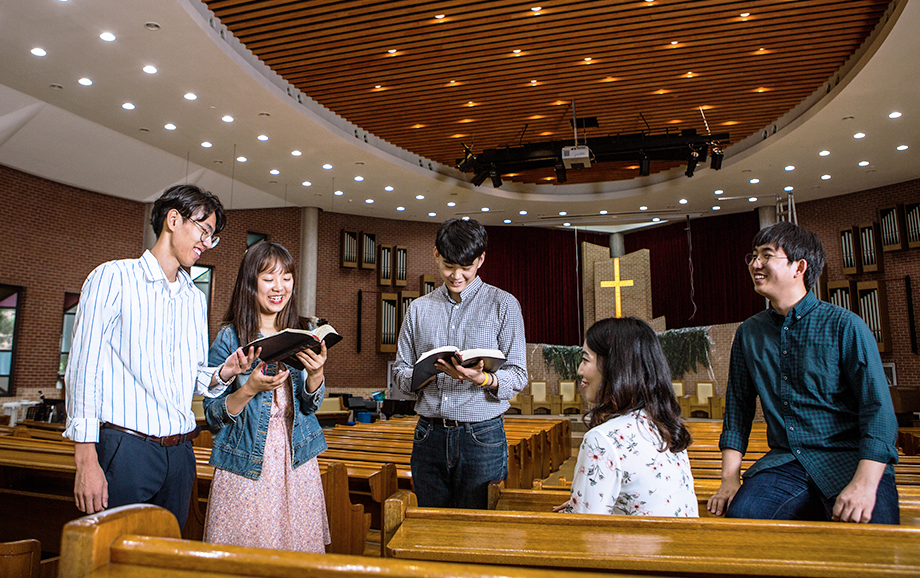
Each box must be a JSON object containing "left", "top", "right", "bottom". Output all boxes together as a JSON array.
[{"left": 0, "top": 0, "right": 917, "bottom": 232}]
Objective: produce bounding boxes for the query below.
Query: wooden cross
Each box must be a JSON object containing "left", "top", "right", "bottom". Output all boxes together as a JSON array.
[{"left": 599, "top": 258, "right": 633, "bottom": 318}]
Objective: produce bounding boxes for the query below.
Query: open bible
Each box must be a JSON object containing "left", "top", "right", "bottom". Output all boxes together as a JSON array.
[
  {"left": 245, "top": 325, "right": 343, "bottom": 371},
  {"left": 410, "top": 346, "right": 506, "bottom": 391}
]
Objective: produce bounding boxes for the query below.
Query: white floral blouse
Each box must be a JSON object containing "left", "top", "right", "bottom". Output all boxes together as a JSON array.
[{"left": 565, "top": 410, "right": 698, "bottom": 517}]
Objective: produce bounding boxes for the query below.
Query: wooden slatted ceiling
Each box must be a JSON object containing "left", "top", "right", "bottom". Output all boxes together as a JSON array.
[{"left": 204, "top": 0, "right": 892, "bottom": 185}]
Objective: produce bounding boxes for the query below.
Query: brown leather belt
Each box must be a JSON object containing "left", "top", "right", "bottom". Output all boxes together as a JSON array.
[{"left": 102, "top": 423, "right": 199, "bottom": 447}]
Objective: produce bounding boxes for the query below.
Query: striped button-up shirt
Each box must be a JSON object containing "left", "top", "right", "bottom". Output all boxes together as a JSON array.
[
  {"left": 64, "top": 251, "right": 217, "bottom": 443},
  {"left": 720, "top": 291, "right": 898, "bottom": 498},
  {"left": 394, "top": 276, "right": 527, "bottom": 422}
]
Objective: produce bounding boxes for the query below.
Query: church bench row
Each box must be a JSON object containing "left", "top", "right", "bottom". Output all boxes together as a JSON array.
[
  {"left": 0, "top": 438, "right": 371, "bottom": 556},
  {"left": 382, "top": 490, "right": 920, "bottom": 576},
  {"left": 495, "top": 481, "right": 920, "bottom": 526},
  {"left": 60, "top": 504, "right": 621, "bottom": 578}
]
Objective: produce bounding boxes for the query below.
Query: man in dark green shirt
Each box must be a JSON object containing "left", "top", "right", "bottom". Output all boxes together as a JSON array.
[{"left": 707, "top": 222, "right": 899, "bottom": 524}]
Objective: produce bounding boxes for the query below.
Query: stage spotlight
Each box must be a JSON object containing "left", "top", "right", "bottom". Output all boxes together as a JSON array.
[
  {"left": 685, "top": 149, "right": 699, "bottom": 177},
  {"left": 458, "top": 154, "right": 477, "bottom": 172},
  {"left": 489, "top": 165, "right": 502, "bottom": 188},
  {"left": 639, "top": 153, "right": 650, "bottom": 176},
  {"left": 710, "top": 147, "right": 724, "bottom": 170},
  {"left": 471, "top": 169, "right": 489, "bottom": 186},
  {"left": 555, "top": 163, "right": 567, "bottom": 183}
]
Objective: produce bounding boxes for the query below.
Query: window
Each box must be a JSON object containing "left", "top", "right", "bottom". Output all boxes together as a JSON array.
[
  {"left": 247, "top": 232, "right": 268, "bottom": 248},
  {"left": 190, "top": 265, "right": 213, "bottom": 318},
  {"left": 0, "top": 285, "right": 24, "bottom": 396},
  {"left": 59, "top": 293, "right": 80, "bottom": 388}
]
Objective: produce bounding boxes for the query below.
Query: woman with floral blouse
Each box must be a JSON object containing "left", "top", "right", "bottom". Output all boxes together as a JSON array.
[{"left": 558, "top": 317, "right": 698, "bottom": 517}]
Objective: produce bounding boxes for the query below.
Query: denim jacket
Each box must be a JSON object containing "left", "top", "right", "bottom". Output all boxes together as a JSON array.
[{"left": 203, "top": 325, "right": 328, "bottom": 479}]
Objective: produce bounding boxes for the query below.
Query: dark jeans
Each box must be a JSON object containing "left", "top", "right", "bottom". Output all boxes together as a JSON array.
[
  {"left": 411, "top": 415, "right": 508, "bottom": 509},
  {"left": 97, "top": 427, "right": 196, "bottom": 528},
  {"left": 726, "top": 459, "right": 899, "bottom": 525}
]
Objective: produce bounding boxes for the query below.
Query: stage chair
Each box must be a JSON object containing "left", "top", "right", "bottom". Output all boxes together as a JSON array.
[
  {"left": 520, "top": 381, "right": 552, "bottom": 415},
  {"left": 689, "top": 382, "right": 714, "bottom": 418},
  {"left": 508, "top": 393, "right": 523, "bottom": 414},
  {"left": 558, "top": 380, "right": 581, "bottom": 415},
  {"left": 673, "top": 381, "right": 691, "bottom": 418}
]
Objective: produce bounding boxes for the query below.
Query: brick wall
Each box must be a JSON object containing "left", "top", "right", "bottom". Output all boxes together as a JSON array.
[
  {"left": 0, "top": 164, "right": 145, "bottom": 403},
  {"left": 797, "top": 178, "right": 920, "bottom": 390}
]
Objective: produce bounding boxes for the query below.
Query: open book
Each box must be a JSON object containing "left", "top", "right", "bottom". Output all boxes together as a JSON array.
[
  {"left": 410, "top": 346, "right": 506, "bottom": 391},
  {"left": 245, "top": 325, "right": 343, "bottom": 371}
]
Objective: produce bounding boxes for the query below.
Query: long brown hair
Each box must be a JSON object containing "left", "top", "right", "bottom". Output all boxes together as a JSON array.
[
  {"left": 584, "top": 317, "right": 692, "bottom": 453},
  {"left": 222, "top": 242, "right": 306, "bottom": 345}
]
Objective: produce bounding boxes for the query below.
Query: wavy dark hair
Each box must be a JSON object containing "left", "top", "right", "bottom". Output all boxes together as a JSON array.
[
  {"left": 584, "top": 317, "right": 691, "bottom": 453},
  {"left": 222, "top": 242, "right": 307, "bottom": 345}
]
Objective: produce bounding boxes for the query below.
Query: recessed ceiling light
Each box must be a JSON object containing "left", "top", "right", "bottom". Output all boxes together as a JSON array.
[
  {"left": 302, "top": 181, "right": 312, "bottom": 187},
  {"left": 563, "top": 223, "right": 571, "bottom": 227},
  {"left": 447, "top": 202, "right": 456, "bottom": 207},
  {"left": 143, "top": 65, "right": 157, "bottom": 74},
  {"left": 270, "top": 169, "right": 280, "bottom": 175},
  {"left": 671, "top": 41, "right": 678, "bottom": 45},
  {"left": 784, "top": 165, "right": 795, "bottom": 171},
  {"left": 819, "top": 150, "right": 830, "bottom": 156},
  {"left": 584, "top": 57, "right": 592, "bottom": 62},
  {"left": 714, "top": 190, "right": 723, "bottom": 195},
  {"left": 558, "top": 211, "right": 567, "bottom": 216},
  {"left": 519, "top": 210, "right": 527, "bottom": 215},
  {"left": 184, "top": 93, "right": 197, "bottom": 101},
  {"left": 334, "top": 190, "right": 344, "bottom": 196},
  {"left": 532, "top": 6, "right": 542, "bottom": 11},
  {"left": 99, "top": 32, "right": 116, "bottom": 42},
  {"left": 712, "top": 206, "right": 721, "bottom": 211},
  {"left": 416, "top": 194, "right": 425, "bottom": 200},
  {"left": 853, "top": 132, "right": 865, "bottom": 139},
  {"left": 897, "top": 145, "right": 909, "bottom": 151},
  {"left": 678, "top": 199, "right": 688, "bottom": 204},
  {"left": 236, "top": 156, "right": 247, "bottom": 162},
  {"left": 388, "top": 49, "right": 397, "bottom": 54},
  {"left": 222, "top": 115, "right": 234, "bottom": 123},
  {"left": 428, "top": 212, "right": 437, "bottom": 217},
  {"left": 354, "top": 176, "right": 364, "bottom": 181},
  {"left": 640, "top": 206, "right": 648, "bottom": 211},
  {"left": 652, "top": 217, "right": 661, "bottom": 222},
  {"left": 322, "top": 163, "right": 332, "bottom": 169},
  {"left": 784, "top": 186, "right": 793, "bottom": 191},
  {"left": 78, "top": 78, "right": 93, "bottom": 86},
  {"left": 748, "top": 197, "right": 757, "bottom": 202},
  {"left": 435, "top": 14, "right": 445, "bottom": 19},
  {"left": 31, "top": 48, "right": 47, "bottom": 57},
  {"left": 385, "top": 186, "right": 394, "bottom": 191},
  {"left": 821, "top": 174, "right": 831, "bottom": 180},
  {"left": 740, "top": 13, "right": 750, "bottom": 18},
  {"left": 257, "top": 135, "right": 269, "bottom": 141},
  {"left": 513, "top": 49, "right": 522, "bottom": 54},
  {"left": 292, "top": 150, "right": 302, "bottom": 156},
  {"left": 397, "top": 206, "right": 405, "bottom": 211},
  {"left": 144, "top": 22, "right": 161, "bottom": 31},
  {"left": 750, "top": 178, "right": 760, "bottom": 184},
  {"left": 599, "top": 210, "right": 608, "bottom": 215},
  {"left": 50, "top": 84, "right": 63, "bottom": 91},
  {"left": 201, "top": 142, "right": 212, "bottom": 148},
  {"left": 365, "top": 199, "right": 374, "bottom": 204},
  {"left": 504, "top": 219, "right": 512, "bottom": 224},
  {"left": 482, "top": 207, "right": 490, "bottom": 212},
  {"left": 858, "top": 161, "right": 870, "bottom": 167},
  {"left": 122, "top": 102, "right": 135, "bottom": 110},
  {"left": 164, "top": 123, "right": 176, "bottom": 130},
  {"left": 462, "top": 217, "right": 470, "bottom": 221},
  {"left": 889, "top": 112, "right": 902, "bottom": 119}
]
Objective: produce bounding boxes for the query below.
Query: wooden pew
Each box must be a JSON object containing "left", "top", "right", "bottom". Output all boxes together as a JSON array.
[
  {"left": 59, "top": 504, "right": 620, "bottom": 578},
  {"left": 0, "top": 436, "right": 370, "bottom": 556},
  {"left": 383, "top": 490, "right": 920, "bottom": 576}
]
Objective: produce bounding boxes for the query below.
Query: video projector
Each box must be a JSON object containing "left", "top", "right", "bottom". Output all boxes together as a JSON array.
[{"left": 561, "top": 145, "right": 591, "bottom": 169}]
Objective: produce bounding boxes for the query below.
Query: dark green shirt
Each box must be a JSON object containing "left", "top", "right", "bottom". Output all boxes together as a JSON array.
[{"left": 720, "top": 291, "right": 898, "bottom": 498}]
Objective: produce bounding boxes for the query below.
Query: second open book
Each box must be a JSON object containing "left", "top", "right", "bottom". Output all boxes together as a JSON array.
[{"left": 410, "top": 346, "right": 506, "bottom": 391}]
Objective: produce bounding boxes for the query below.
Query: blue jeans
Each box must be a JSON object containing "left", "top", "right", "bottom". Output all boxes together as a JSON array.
[
  {"left": 98, "top": 428, "right": 196, "bottom": 528},
  {"left": 726, "top": 459, "right": 899, "bottom": 524},
  {"left": 411, "top": 416, "right": 508, "bottom": 509}
]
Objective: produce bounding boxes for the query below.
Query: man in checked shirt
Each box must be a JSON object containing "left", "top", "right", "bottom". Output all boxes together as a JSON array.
[
  {"left": 394, "top": 218, "right": 527, "bottom": 509},
  {"left": 707, "top": 221, "right": 899, "bottom": 524}
]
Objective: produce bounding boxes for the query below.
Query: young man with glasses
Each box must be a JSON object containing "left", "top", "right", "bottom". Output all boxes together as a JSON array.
[
  {"left": 707, "top": 221, "right": 899, "bottom": 524},
  {"left": 65, "top": 184, "right": 254, "bottom": 527}
]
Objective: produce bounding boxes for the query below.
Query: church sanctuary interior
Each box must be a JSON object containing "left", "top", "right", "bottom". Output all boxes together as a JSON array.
[{"left": 2, "top": 0, "right": 920, "bottom": 576}]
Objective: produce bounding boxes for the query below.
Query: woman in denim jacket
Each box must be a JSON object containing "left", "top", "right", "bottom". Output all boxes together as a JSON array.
[{"left": 201, "top": 242, "right": 330, "bottom": 552}]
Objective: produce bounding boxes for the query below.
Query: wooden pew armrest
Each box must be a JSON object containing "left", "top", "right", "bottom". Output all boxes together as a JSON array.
[{"left": 382, "top": 489, "right": 417, "bottom": 557}]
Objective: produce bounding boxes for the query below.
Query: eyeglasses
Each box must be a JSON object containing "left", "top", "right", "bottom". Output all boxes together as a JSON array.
[
  {"left": 187, "top": 218, "right": 220, "bottom": 248},
  {"left": 744, "top": 252, "right": 787, "bottom": 266}
]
